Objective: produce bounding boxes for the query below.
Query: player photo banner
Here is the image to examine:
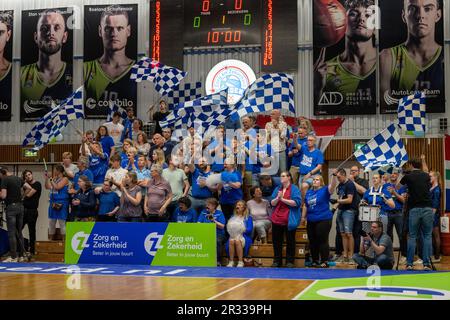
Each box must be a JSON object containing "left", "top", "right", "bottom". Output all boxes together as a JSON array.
[
  {"left": 379, "top": 0, "right": 445, "bottom": 114},
  {"left": 313, "top": 0, "right": 377, "bottom": 116},
  {"left": 84, "top": 4, "right": 138, "bottom": 119},
  {"left": 0, "top": 11, "right": 13, "bottom": 122},
  {"left": 20, "top": 8, "right": 74, "bottom": 122}
]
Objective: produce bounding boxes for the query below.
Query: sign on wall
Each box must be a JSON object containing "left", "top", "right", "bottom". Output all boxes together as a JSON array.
[
  {"left": 20, "top": 8, "right": 74, "bottom": 122},
  {"left": 83, "top": 4, "right": 138, "bottom": 119},
  {"left": 65, "top": 222, "right": 216, "bottom": 266},
  {"left": 0, "top": 10, "right": 13, "bottom": 122}
]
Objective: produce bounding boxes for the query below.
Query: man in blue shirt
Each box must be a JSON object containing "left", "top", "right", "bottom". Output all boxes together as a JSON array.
[
  {"left": 299, "top": 135, "right": 324, "bottom": 201},
  {"left": 95, "top": 180, "right": 120, "bottom": 222},
  {"left": 188, "top": 157, "right": 215, "bottom": 216},
  {"left": 86, "top": 142, "right": 109, "bottom": 186},
  {"left": 288, "top": 127, "right": 308, "bottom": 185}
]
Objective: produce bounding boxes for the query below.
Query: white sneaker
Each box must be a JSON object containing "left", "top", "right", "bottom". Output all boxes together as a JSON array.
[
  {"left": 18, "top": 256, "right": 28, "bottom": 263},
  {"left": 237, "top": 261, "right": 244, "bottom": 268},
  {"left": 226, "top": 261, "right": 234, "bottom": 267},
  {"left": 413, "top": 259, "right": 423, "bottom": 266},
  {"left": 2, "top": 257, "right": 18, "bottom": 263},
  {"left": 431, "top": 256, "right": 441, "bottom": 263}
]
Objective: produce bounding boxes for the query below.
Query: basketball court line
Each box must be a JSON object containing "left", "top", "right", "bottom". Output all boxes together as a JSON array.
[
  {"left": 292, "top": 280, "right": 318, "bottom": 300},
  {"left": 206, "top": 279, "right": 255, "bottom": 300}
]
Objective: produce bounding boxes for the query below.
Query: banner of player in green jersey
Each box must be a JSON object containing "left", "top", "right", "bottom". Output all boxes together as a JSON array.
[
  {"left": 0, "top": 11, "right": 13, "bottom": 122},
  {"left": 84, "top": 4, "right": 138, "bottom": 119},
  {"left": 313, "top": 0, "right": 377, "bottom": 116},
  {"left": 379, "top": 0, "right": 445, "bottom": 114},
  {"left": 20, "top": 8, "right": 74, "bottom": 122}
]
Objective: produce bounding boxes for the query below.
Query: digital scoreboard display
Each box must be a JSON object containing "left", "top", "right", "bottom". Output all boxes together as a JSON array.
[{"left": 183, "top": 0, "right": 262, "bottom": 47}]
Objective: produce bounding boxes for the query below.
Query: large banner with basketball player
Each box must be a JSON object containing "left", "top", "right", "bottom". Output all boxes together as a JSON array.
[
  {"left": 20, "top": 8, "right": 74, "bottom": 122},
  {"left": 0, "top": 10, "right": 13, "bottom": 122},
  {"left": 313, "top": 0, "right": 377, "bottom": 116},
  {"left": 379, "top": 0, "right": 445, "bottom": 114},
  {"left": 83, "top": 4, "right": 138, "bottom": 119}
]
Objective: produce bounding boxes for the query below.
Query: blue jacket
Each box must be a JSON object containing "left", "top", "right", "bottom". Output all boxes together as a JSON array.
[{"left": 270, "top": 184, "right": 302, "bottom": 231}]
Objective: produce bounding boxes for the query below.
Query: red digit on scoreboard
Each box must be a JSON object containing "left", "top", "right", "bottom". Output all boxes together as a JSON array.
[
  {"left": 235, "top": 0, "right": 243, "bottom": 10},
  {"left": 202, "top": 0, "right": 210, "bottom": 12},
  {"left": 212, "top": 31, "right": 219, "bottom": 43},
  {"left": 224, "top": 31, "right": 232, "bottom": 42},
  {"left": 234, "top": 31, "right": 241, "bottom": 42}
]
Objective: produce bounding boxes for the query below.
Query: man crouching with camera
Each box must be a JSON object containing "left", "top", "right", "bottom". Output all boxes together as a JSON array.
[{"left": 352, "top": 221, "right": 394, "bottom": 270}]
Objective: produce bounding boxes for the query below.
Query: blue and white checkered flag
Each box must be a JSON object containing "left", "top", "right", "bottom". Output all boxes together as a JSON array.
[
  {"left": 23, "top": 86, "right": 84, "bottom": 149},
  {"left": 167, "top": 82, "right": 202, "bottom": 110},
  {"left": 230, "top": 73, "right": 295, "bottom": 121},
  {"left": 354, "top": 124, "right": 408, "bottom": 171},
  {"left": 106, "top": 102, "right": 128, "bottom": 122},
  {"left": 397, "top": 91, "right": 426, "bottom": 137},
  {"left": 130, "top": 57, "right": 187, "bottom": 96}
]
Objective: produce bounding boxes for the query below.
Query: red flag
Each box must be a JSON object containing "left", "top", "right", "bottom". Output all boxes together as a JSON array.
[{"left": 309, "top": 118, "right": 344, "bottom": 152}]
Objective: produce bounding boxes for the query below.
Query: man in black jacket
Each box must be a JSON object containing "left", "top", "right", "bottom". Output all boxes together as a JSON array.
[{"left": 22, "top": 170, "right": 42, "bottom": 256}]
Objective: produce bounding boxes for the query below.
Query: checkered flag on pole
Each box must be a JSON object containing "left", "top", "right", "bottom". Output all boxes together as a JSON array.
[
  {"left": 230, "top": 73, "right": 295, "bottom": 121},
  {"left": 354, "top": 124, "right": 408, "bottom": 171},
  {"left": 397, "top": 91, "right": 426, "bottom": 137},
  {"left": 167, "top": 82, "right": 203, "bottom": 110}
]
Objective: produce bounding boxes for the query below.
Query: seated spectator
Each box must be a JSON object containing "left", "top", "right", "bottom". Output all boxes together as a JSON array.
[
  {"left": 70, "top": 156, "right": 94, "bottom": 193},
  {"left": 218, "top": 158, "right": 243, "bottom": 221},
  {"left": 226, "top": 200, "right": 253, "bottom": 267},
  {"left": 162, "top": 127, "right": 178, "bottom": 144},
  {"left": 72, "top": 175, "right": 97, "bottom": 222},
  {"left": 247, "top": 186, "right": 271, "bottom": 243},
  {"left": 121, "top": 146, "right": 138, "bottom": 171},
  {"left": 162, "top": 155, "right": 190, "bottom": 218},
  {"left": 95, "top": 180, "right": 120, "bottom": 222},
  {"left": 86, "top": 141, "right": 109, "bottom": 187},
  {"left": 103, "top": 111, "right": 125, "bottom": 149},
  {"left": 197, "top": 198, "right": 226, "bottom": 266},
  {"left": 353, "top": 221, "right": 394, "bottom": 270},
  {"left": 172, "top": 196, "right": 197, "bottom": 223},
  {"left": 45, "top": 164, "right": 69, "bottom": 240},
  {"left": 105, "top": 154, "right": 128, "bottom": 196},
  {"left": 144, "top": 164, "right": 173, "bottom": 222},
  {"left": 150, "top": 149, "right": 168, "bottom": 169},
  {"left": 62, "top": 151, "right": 78, "bottom": 182},
  {"left": 135, "top": 132, "right": 151, "bottom": 156},
  {"left": 117, "top": 172, "right": 143, "bottom": 223},
  {"left": 96, "top": 125, "right": 115, "bottom": 157}
]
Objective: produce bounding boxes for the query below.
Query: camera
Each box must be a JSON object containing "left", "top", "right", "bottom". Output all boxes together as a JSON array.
[
  {"left": 207, "top": 213, "right": 214, "bottom": 221},
  {"left": 359, "top": 230, "right": 369, "bottom": 238},
  {"left": 329, "top": 198, "right": 337, "bottom": 205}
]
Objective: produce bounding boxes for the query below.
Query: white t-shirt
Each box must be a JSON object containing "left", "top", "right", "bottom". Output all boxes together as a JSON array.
[
  {"left": 105, "top": 167, "right": 128, "bottom": 196},
  {"left": 104, "top": 122, "right": 125, "bottom": 146}
]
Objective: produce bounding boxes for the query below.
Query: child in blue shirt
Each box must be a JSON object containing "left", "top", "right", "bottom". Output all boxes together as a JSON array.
[{"left": 172, "top": 197, "right": 197, "bottom": 223}]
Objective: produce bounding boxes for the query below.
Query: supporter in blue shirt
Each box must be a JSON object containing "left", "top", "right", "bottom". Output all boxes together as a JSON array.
[
  {"left": 299, "top": 135, "right": 324, "bottom": 200},
  {"left": 287, "top": 127, "right": 308, "bottom": 186},
  {"left": 71, "top": 175, "right": 97, "bottom": 221},
  {"left": 96, "top": 125, "right": 115, "bottom": 158},
  {"left": 95, "top": 180, "right": 120, "bottom": 222},
  {"left": 188, "top": 157, "right": 215, "bottom": 216},
  {"left": 121, "top": 147, "right": 139, "bottom": 171},
  {"left": 206, "top": 126, "right": 230, "bottom": 173},
  {"left": 120, "top": 107, "right": 136, "bottom": 143},
  {"left": 302, "top": 174, "right": 338, "bottom": 268},
  {"left": 197, "top": 198, "right": 226, "bottom": 266},
  {"left": 87, "top": 142, "right": 109, "bottom": 186},
  {"left": 219, "top": 159, "right": 243, "bottom": 221},
  {"left": 134, "top": 155, "right": 151, "bottom": 193},
  {"left": 173, "top": 197, "right": 197, "bottom": 223},
  {"left": 70, "top": 156, "right": 94, "bottom": 193},
  {"left": 430, "top": 171, "right": 442, "bottom": 261}
]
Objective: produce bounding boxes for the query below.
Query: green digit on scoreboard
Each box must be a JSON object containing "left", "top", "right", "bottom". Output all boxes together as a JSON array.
[
  {"left": 244, "top": 13, "right": 251, "bottom": 25},
  {"left": 193, "top": 16, "right": 201, "bottom": 28}
]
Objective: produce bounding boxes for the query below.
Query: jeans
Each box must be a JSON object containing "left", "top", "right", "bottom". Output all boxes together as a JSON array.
[
  {"left": 387, "top": 210, "right": 405, "bottom": 255},
  {"left": 307, "top": 219, "right": 332, "bottom": 263},
  {"left": 407, "top": 207, "right": 433, "bottom": 266},
  {"left": 272, "top": 223, "right": 296, "bottom": 265},
  {"left": 337, "top": 209, "right": 355, "bottom": 234},
  {"left": 6, "top": 203, "right": 25, "bottom": 259},
  {"left": 220, "top": 204, "right": 235, "bottom": 222},
  {"left": 22, "top": 208, "right": 38, "bottom": 254},
  {"left": 352, "top": 253, "right": 393, "bottom": 270}
]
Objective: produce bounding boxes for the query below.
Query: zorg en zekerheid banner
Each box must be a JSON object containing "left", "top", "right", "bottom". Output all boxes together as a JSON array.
[
  {"left": 65, "top": 222, "right": 216, "bottom": 266},
  {"left": 83, "top": 4, "right": 138, "bottom": 119},
  {"left": 0, "top": 11, "right": 13, "bottom": 122},
  {"left": 313, "top": 0, "right": 377, "bottom": 116},
  {"left": 20, "top": 8, "right": 74, "bottom": 121},
  {"left": 379, "top": 0, "right": 445, "bottom": 114}
]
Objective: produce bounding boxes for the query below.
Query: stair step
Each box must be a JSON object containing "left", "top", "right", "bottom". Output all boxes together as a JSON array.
[
  {"left": 33, "top": 253, "right": 65, "bottom": 263},
  {"left": 249, "top": 244, "right": 306, "bottom": 258},
  {"left": 36, "top": 241, "right": 65, "bottom": 254},
  {"left": 267, "top": 230, "right": 308, "bottom": 243}
]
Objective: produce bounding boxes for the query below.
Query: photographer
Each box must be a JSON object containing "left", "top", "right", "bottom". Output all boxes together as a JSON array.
[{"left": 353, "top": 221, "right": 394, "bottom": 270}]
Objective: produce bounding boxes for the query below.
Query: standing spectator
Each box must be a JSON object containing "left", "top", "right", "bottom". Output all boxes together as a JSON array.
[
  {"left": 353, "top": 221, "right": 395, "bottom": 270},
  {"left": 152, "top": 99, "right": 170, "bottom": 135},
  {"left": 172, "top": 196, "right": 197, "bottom": 223},
  {"left": 399, "top": 158, "right": 433, "bottom": 271},
  {"left": 298, "top": 117, "right": 314, "bottom": 135},
  {"left": 247, "top": 186, "right": 271, "bottom": 243},
  {"left": 135, "top": 132, "right": 151, "bottom": 157},
  {"left": 103, "top": 111, "right": 125, "bottom": 149},
  {"left": 71, "top": 156, "right": 94, "bottom": 191},
  {"left": 121, "top": 146, "right": 138, "bottom": 171},
  {"left": 105, "top": 154, "right": 128, "bottom": 197},
  {"left": 95, "top": 125, "right": 115, "bottom": 157},
  {"left": 162, "top": 155, "right": 190, "bottom": 219},
  {"left": 150, "top": 133, "right": 172, "bottom": 159},
  {"left": 21, "top": 170, "right": 42, "bottom": 256},
  {"left": 119, "top": 138, "right": 133, "bottom": 164},
  {"left": 85, "top": 141, "right": 109, "bottom": 187},
  {"left": 265, "top": 110, "right": 288, "bottom": 173},
  {"left": 188, "top": 157, "right": 214, "bottom": 216},
  {"left": 62, "top": 152, "right": 78, "bottom": 182},
  {"left": 270, "top": 171, "right": 302, "bottom": 268},
  {"left": 429, "top": 171, "right": 442, "bottom": 263},
  {"left": 226, "top": 200, "right": 253, "bottom": 267},
  {"left": 298, "top": 135, "right": 324, "bottom": 201},
  {"left": 144, "top": 164, "right": 173, "bottom": 222},
  {"left": 117, "top": 172, "right": 143, "bottom": 222},
  {"left": 334, "top": 169, "right": 359, "bottom": 264},
  {"left": 259, "top": 174, "right": 279, "bottom": 201},
  {"left": 0, "top": 167, "right": 29, "bottom": 262},
  {"left": 360, "top": 174, "right": 395, "bottom": 235},
  {"left": 162, "top": 127, "right": 178, "bottom": 144},
  {"left": 287, "top": 128, "right": 308, "bottom": 185},
  {"left": 79, "top": 130, "right": 95, "bottom": 157},
  {"left": 72, "top": 175, "right": 97, "bottom": 222},
  {"left": 302, "top": 174, "right": 338, "bottom": 268},
  {"left": 44, "top": 165, "right": 69, "bottom": 242},
  {"left": 122, "top": 118, "right": 143, "bottom": 142},
  {"left": 150, "top": 149, "right": 168, "bottom": 169},
  {"left": 218, "top": 158, "right": 243, "bottom": 221},
  {"left": 134, "top": 155, "right": 151, "bottom": 190},
  {"left": 206, "top": 126, "right": 227, "bottom": 173},
  {"left": 197, "top": 198, "right": 226, "bottom": 266},
  {"left": 95, "top": 180, "right": 120, "bottom": 222},
  {"left": 121, "top": 107, "right": 136, "bottom": 143}
]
